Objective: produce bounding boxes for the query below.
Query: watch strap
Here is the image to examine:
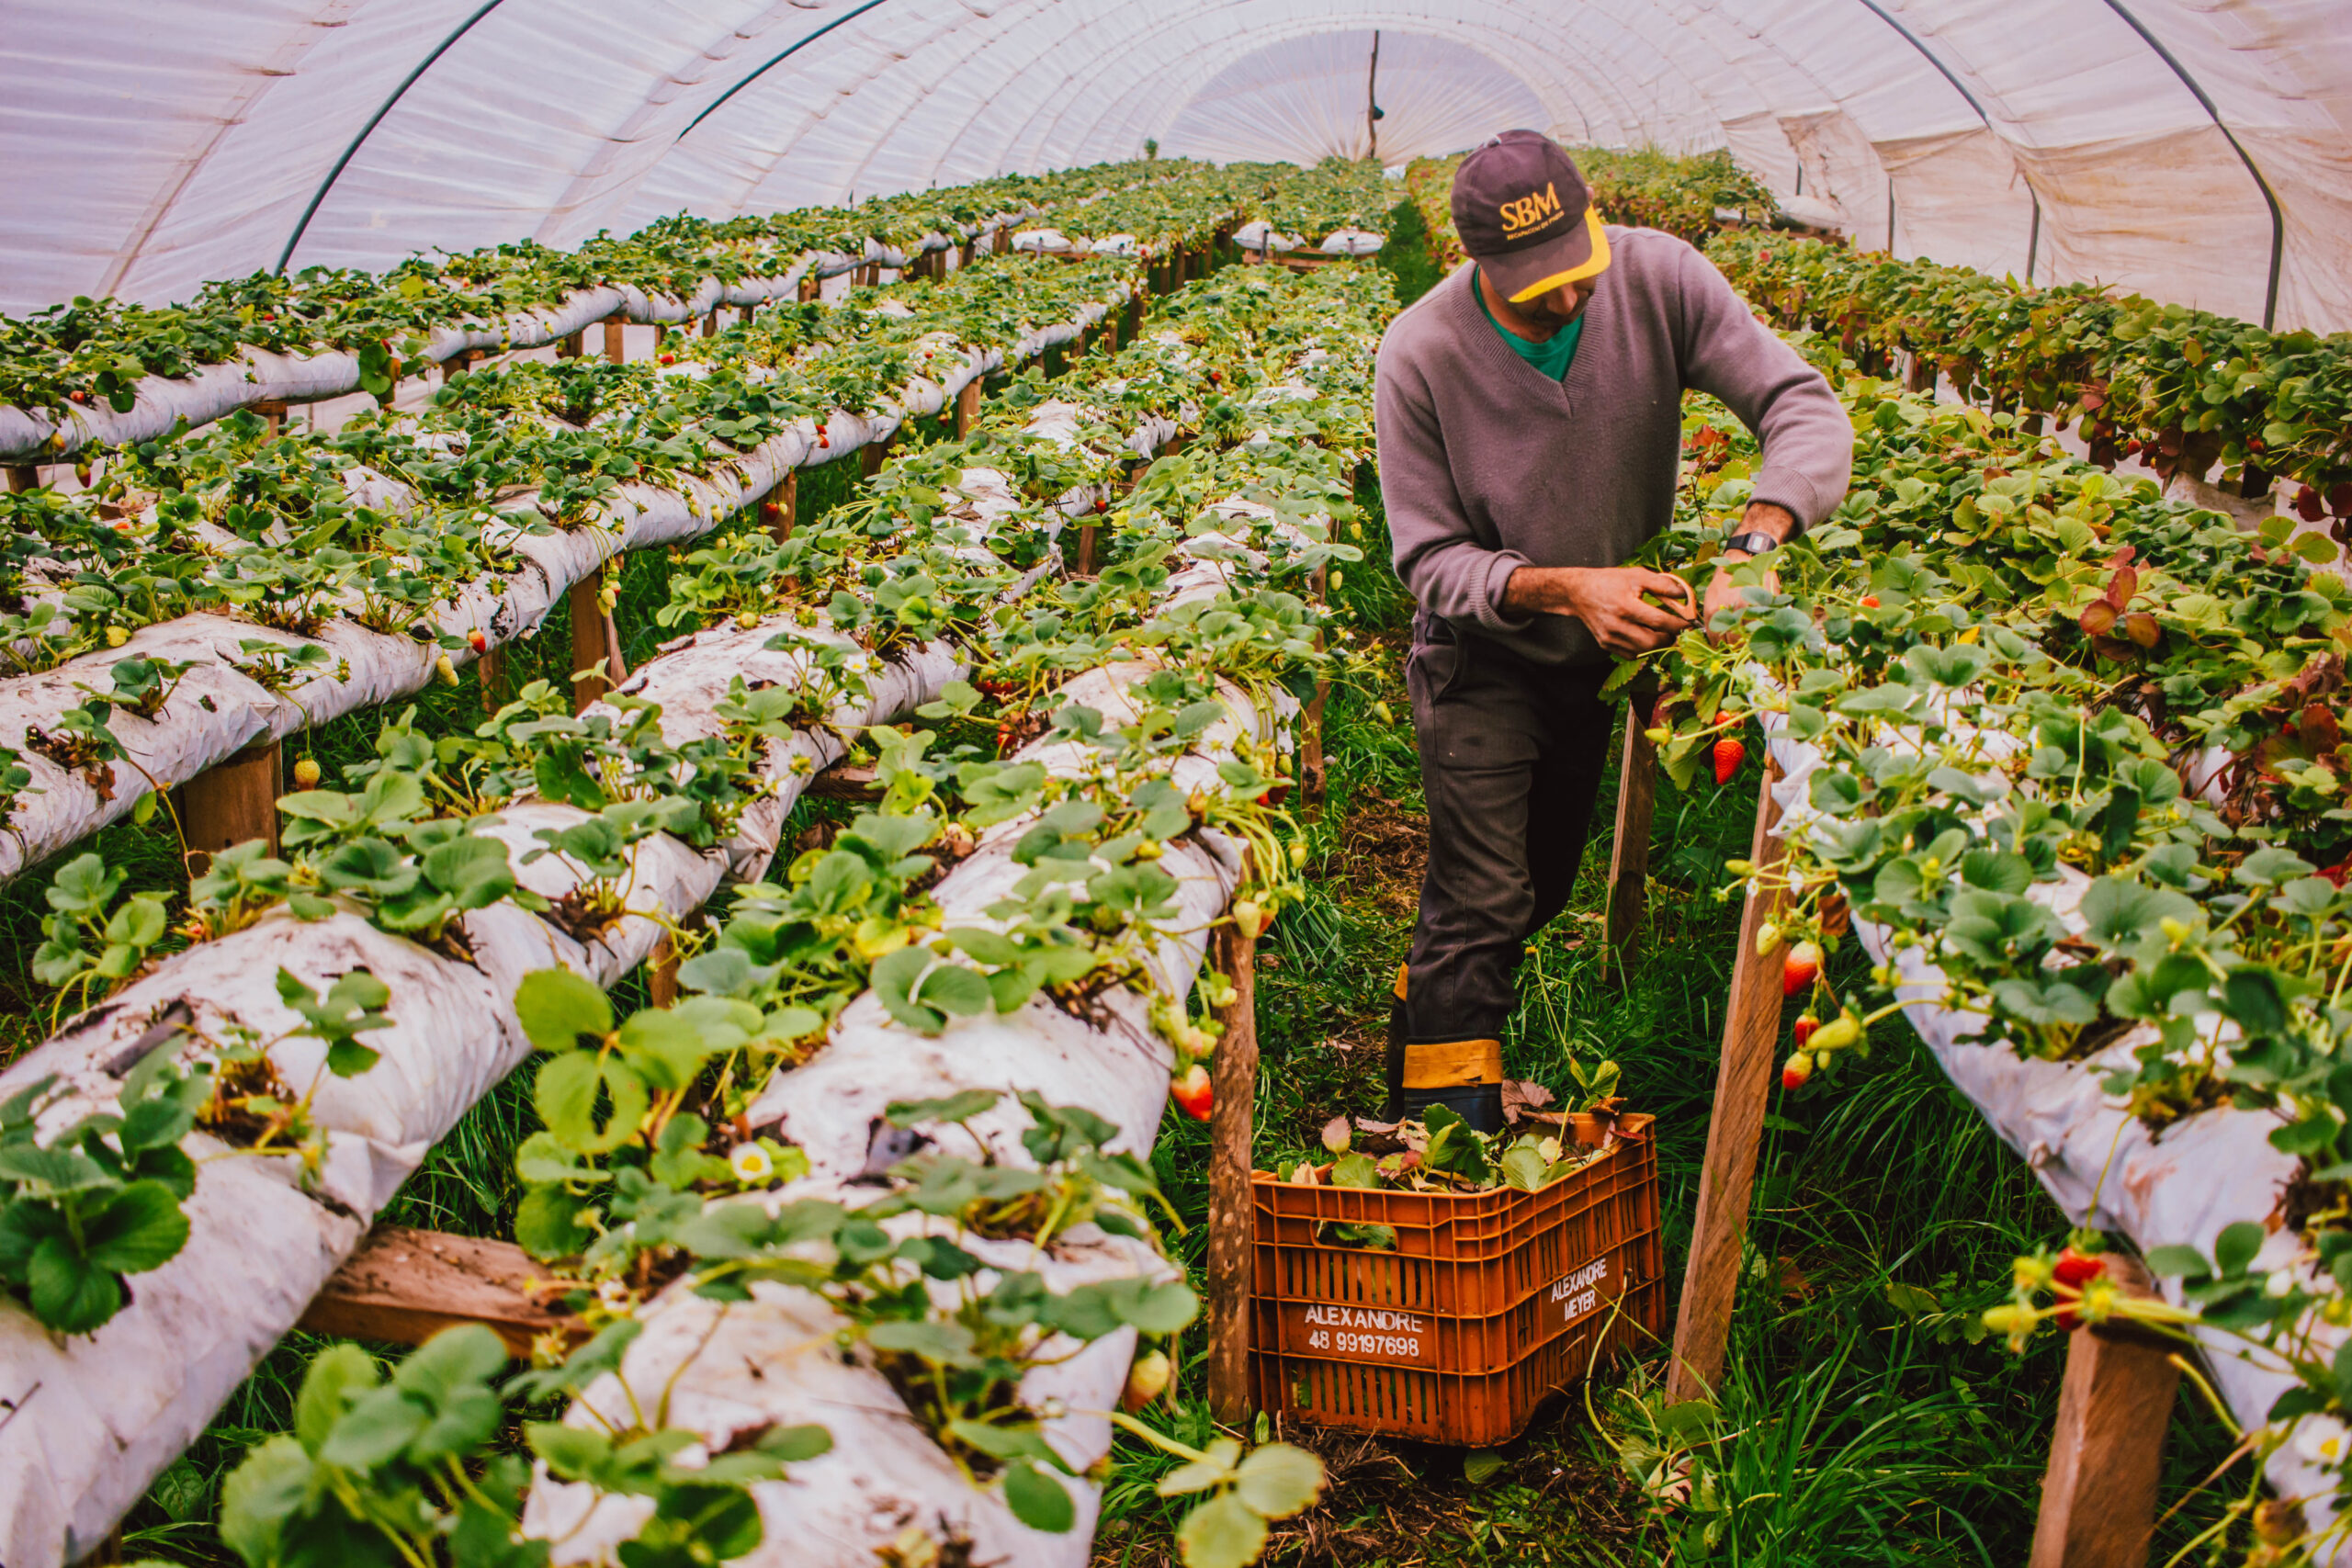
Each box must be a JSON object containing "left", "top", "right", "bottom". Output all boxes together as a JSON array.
[{"left": 1723, "top": 529, "right": 1781, "bottom": 555}]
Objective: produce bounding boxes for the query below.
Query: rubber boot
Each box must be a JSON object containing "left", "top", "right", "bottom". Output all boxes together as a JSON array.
[{"left": 1382, "top": 963, "right": 1506, "bottom": 1134}]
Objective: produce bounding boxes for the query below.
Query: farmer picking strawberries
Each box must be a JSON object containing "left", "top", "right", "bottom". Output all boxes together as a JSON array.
[{"left": 1374, "top": 130, "right": 1853, "bottom": 1130}]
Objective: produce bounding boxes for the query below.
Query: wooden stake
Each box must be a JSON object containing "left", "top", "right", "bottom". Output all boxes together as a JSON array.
[
  {"left": 181, "top": 737, "right": 282, "bottom": 878},
  {"left": 797, "top": 273, "right": 820, "bottom": 304},
  {"left": 1074, "top": 523, "right": 1099, "bottom": 576},
  {"left": 570, "top": 578, "right": 623, "bottom": 713},
  {"left": 653, "top": 323, "right": 669, "bottom": 356},
  {"left": 1302, "top": 564, "right": 1329, "bottom": 808},
  {"left": 254, "top": 399, "right": 287, "bottom": 439},
  {"left": 298, "top": 1226, "right": 576, "bottom": 1359},
  {"left": 1666, "top": 758, "right": 1786, "bottom": 1403},
  {"left": 702, "top": 309, "right": 718, "bottom": 337},
  {"left": 768, "top": 471, "right": 797, "bottom": 543},
  {"left": 478, "top": 646, "right": 506, "bottom": 715},
  {"left": 859, "top": 434, "right": 892, "bottom": 479},
  {"left": 602, "top": 316, "right": 626, "bottom": 364},
  {"left": 647, "top": 935, "right": 680, "bottom": 1008},
  {"left": 558, "top": 329, "right": 583, "bottom": 359},
  {"left": 954, "top": 379, "right": 981, "bottom": 439},
  {"left": 1205, "top": 906, "right": 1261, "bottom": 1426},
  {"left": 2029, "top": 1255, "right": 2180, "bottom": 1568},
  {"left": 1605, "top": 721, "right": 1658, "bottom": 958},
  {"left": 4, "top": 466, "right": 39, "bottom": 493}
]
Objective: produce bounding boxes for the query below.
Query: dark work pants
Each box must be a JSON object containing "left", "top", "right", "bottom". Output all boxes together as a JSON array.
[{"left": 1402, "top": 612, "right": 1618, "bottom": 1044}]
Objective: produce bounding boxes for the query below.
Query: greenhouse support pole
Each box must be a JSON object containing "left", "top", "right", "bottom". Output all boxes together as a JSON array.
[
  {"left": 2097, "top": 0, "right": 2283, "bottom": 330},
  {"left": 1365, "top": 31, "right": 1381, "bottom": 164},
  {"left": 1667, "top": 758, "right": 1785, "bottom": 1404},
  {"left": 1206, "top": 891, "right": 1261, "bottom": 1426},
  {"left": 2028, "top": 1253, "right": 2179, "bottom": 1568}
]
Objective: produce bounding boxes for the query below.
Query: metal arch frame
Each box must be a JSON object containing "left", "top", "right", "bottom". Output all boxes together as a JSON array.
[
  {"left": 678, "top": 0, "right": 904, "bottom": 141},
  {"left": 274, "top": 0, "right": 511, "bottom": 276},
  {"left": 2097, "top": 0, "right": 2284, "bottom": 329},
  {"left": 1847, "top": 0, "right": 2041, "bottom": 280}
]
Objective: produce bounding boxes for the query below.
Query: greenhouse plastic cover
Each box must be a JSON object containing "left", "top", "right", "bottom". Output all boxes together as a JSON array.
[{"left": 0, "top": 1, "right": 2348, "bottom": 332}]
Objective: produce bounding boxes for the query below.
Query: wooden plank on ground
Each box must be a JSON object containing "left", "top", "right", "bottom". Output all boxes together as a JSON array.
[
  {"left": 1606, "top": 721, "right": 1658, "bottom": 958},
  {"left": 298, "top": 1226, "right": 575, "bottom": 1359},
  {"left": 2029, "top": 1254, "right": 2181, "bottom": 1568},
  {"left": 182, "top": 738, "right": 281, "bottom": 877},
  {"left": 1666, "top": 757, "right": 1785, "bottom": 1403},
  {"left": 1205, "top": 908, "right": 1260, "bottom": 1426}
]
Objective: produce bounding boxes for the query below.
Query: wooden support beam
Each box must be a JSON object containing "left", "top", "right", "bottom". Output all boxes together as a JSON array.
[
  {"left": 5, "top": 466, "right": 40, "bottom": 493},
  {"left": 569, "top": 578, "right": 624, "bottom": 713},
  {"left": 652, "top": 323, "right": 669, "bottom": 356},
  {"left": 181, "top": 738, "right": 281, "bottom": 878},
  {"left": 1205, "top": 906, "right": 1260, "bottom": 1426},
  {"left": 954, "top": 379, "right": 981, "bottom": 439},
  {"left": 298, "top": 1226, "right": 576, "bottom": 1359},
  {"left": 602, "top": 316, "right": 626, "bottom": 364},
  {"left": 477, "top": 646, "right": 506, "bottom": 716},
  {"left": 807, "top": 762, "right": 883, "bottom": 801},
  {"left": 702, "top": 309, "right": 718, "bottom": 337},
  {"left": 2030, "top": 1256, "right": 2180, "bottom": 1568},
  {"left": 1605, "top": 720, "right": 1658, "bottom": 959},
  {"left": 797, "top": 273, "right": 820, "bottom": 304},
  {"left": 558, "top": 329, "right": 583, "bottom": 359},
  {"left": 1074, "top": 523, "right": 1099, "bottom": 577},
  {"left": 1302, "top": 564, "right": 1329, "bottom": 809},
  {"left": 647, "top": 935, "right": 680, "bottom": 1008},
  {"left": 253, "top": 399, "right": 287, "bottom": 439},
  {"left": 859, "top": 434, "right": 892, "bottom": 479},
  {"left": 767, "top": 471, "right": 797, "bottom": 543},
  {"left": 994, "top": 227, "right": 1010, "bottom": 255},
  {"left": 1666, "top": 757, "right": 1786, "bottom": 1404}
]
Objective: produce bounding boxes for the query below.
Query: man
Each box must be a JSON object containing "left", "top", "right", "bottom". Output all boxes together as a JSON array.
[{"left": 1376, "top": 130, "right": 1852, "bottom": 1130}]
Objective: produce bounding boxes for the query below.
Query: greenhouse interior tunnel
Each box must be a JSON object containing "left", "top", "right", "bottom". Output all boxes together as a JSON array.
[{"left": 6, "top": 0, "right": 2352, "bottom": 1565}]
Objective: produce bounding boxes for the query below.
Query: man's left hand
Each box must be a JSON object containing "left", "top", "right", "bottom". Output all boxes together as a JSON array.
[{"left": 1703, "top": 502, "right": 1799, "bottom": 637}]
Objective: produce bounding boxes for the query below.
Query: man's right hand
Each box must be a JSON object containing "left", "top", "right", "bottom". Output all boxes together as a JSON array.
[{"left": 1501, "top": 565, "right": 1695, "bottom": 657}]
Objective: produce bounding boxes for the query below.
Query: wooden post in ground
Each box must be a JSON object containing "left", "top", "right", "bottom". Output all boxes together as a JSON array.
[
  {"left": 797, "top": 273, "right": 820, "bottom": 304},
  {"left": 558, "top": 329, "right": 583, "bottom": 359},
  {"left": 1666, "top": 757, "right": 1786, "bottom": 1404},
  {"left": 1074, "top": 522, "right": 1099, "bottom": 576},
  {"left": 5, "top": 466, "right": 39, "bottom": 493},
  {"left": 298, "top": 1226, "right": 576, "bottom": 1359},
  {"left": 181, "top": 738, "right": 282, "bottom": 877},
  {"left": 954, "top": 379, "right": 981, "bottom": 439},
  {"left": 569, "top": 579, "right": 624, "bottom": 713},
  {"left": 1302, "top": 565, "right": 1329, "bottom": 808},
  {"left": 1205, "top": 902, "right": 1261, "bottom": 1426},
  {"left": 647, "top": 935, "right": 680, "bottom": 1008},
  {"left": 1606, "top": 722, "right": 1658, "bottom": 958},
  {"left": 477, "top": 647, "right": 506, "bottom": 715},
  {"left": 2028, "top": 1255, "right": 2181, "bottom": 1568},
  {"left": 859, "top": 434, "right": 892, "bottom": 479},
  {"left": 602, "top": 316, "right": 626, "bottom": 364},
  {"left": 254, "top": 399, "right": 287, "bottom": 439},
  {"left": 767, "top": 472, "right": 797, "bottom": 543}
]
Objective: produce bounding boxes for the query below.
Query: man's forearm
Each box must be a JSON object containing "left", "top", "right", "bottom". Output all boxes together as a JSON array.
[{"left": 1726, "top": 501, "right": 1798, "bottom": 554}]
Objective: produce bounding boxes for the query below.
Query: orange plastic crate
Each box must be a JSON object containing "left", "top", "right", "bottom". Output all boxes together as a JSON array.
[{"left": 1248, "top": 1114, "right": 1664, "bottom": 1447}]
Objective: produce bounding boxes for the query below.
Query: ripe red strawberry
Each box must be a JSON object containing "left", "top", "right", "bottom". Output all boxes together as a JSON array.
[
  {"left": 658, "top": 353, "right": 676, "bottom": 366},
  {"left": 819, "top": 431, "right": 831, "bottom": 448},
  {"left": 2052, "top": 1246, "right": 2106, "bottom": 1330},
  {"left": 1783, "top": 940, "right": 1822, "bottom": 998},
  {"left": 1792, "top": 1014, "right": 1818, "bottom": 1049},
  {"left": 1170, "top": 1064, "right": 1213, "bottom": 1121},
  {"left": 762, "top": 500, "right": 782, "bottom": 519},
  {"left": 467, "top": 629, "right": 488, "bottom": 654},
  {"left": 1860, "top": 595, "right": 1881, "bottom": 608},
  {"left": 1713, "top": 736, "right": 1746, "bottom": 785},
  {"left": 1781, "top": 1051, "right": 1813, "bottom": 1090}
]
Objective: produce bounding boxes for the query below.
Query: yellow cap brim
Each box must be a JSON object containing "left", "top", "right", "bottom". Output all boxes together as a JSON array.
[{"left": 1507, "top": 209, "right": 1612, "bottom": 303}]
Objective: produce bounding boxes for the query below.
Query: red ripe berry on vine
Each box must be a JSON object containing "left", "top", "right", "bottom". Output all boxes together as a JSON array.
[{"left": 1713, "top": 736, "right": 1746, "bottom": 786}]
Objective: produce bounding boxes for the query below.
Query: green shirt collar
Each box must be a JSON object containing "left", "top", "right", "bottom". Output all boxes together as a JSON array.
[{"left": 1473, "top": 266, "right": 1584, "bottom": 381}]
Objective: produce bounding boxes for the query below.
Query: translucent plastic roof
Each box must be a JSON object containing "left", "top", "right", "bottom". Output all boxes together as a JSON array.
[{"left": 3, "top": 0, "right": 2348, "bottom": 330}]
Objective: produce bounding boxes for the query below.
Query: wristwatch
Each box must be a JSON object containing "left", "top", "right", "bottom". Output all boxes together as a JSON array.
[{"left": 1721, "top": 529, "right": 1781, "bottom": 556}]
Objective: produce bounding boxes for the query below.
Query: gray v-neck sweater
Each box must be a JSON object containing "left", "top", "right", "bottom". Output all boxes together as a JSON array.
[{"left": 1374, "top": 230, "right": 1853, "bottom": 667}]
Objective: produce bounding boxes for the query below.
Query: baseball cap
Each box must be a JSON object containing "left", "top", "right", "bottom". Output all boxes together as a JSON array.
[{"left": 1450, "top": 130, "right": 1612, "bottom": 304}]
